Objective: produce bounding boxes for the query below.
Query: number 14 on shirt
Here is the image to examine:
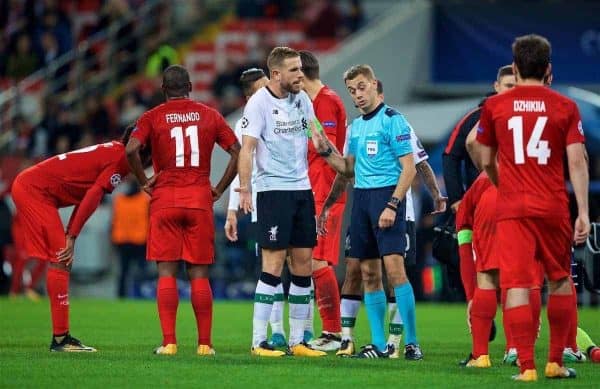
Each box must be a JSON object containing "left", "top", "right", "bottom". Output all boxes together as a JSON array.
[
  {"left": 508, "top": 115, "right": 550, "bottom": 165},
  {"left": 171, "top": 125, "right": 199, "bottom": 167}
]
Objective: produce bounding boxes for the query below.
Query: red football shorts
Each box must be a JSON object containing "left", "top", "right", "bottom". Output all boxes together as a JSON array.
[
  {"left": 313, "top": 201, "right": 345, "bottom": 266},
  {"left": 497, "top": 217, "right": 572, "bottom": 289},
  {"left": 147, "top": 207, "right": 214, "bottom": 264},
  {"left": 473, "top": 234, "right": 498, "bottom": 273},
  {"left": 11, "top": 173, "right": 65, "bottom": 262}
]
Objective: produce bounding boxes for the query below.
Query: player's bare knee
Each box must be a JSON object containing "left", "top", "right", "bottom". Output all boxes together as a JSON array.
[
  {"left": 341, "top": 278, "right": 362, "bottom": 295},
  {"left": 186, "top": 264, "right": 209, "bottom": 279},
  {"left": 383, "top": 255, "right": 407, "bottom": 286},
  {"left": 49, "top": 262, "right": 70, "bottom": 272},
  {"left": 289, "top": 258, "right": 311, "bottom": 277},
  {"left": 361, "top": 261, "right": 382, "bottom": 291},
  {"left": 505, "top": 287, "right": 530, "bottom": 308},
  {"left": 262, "top": 259, "right": 284, "bottom": 277},
  {"left": 261, "top": 249, "right": 286, "bottom": 276},
  {"left": 477, "top": 270, "right": 499, "bottom": 289},
  {"left": 157, "top": 261, "right": 178, "bottom": 277},
  {"left": 548, "top": 277, "right": 572, "bottom": 295}
]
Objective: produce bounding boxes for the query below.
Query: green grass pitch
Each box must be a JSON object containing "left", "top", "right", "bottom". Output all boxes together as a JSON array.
[{"left": 0, "top": 298, "right": 598, "bottom": 388}]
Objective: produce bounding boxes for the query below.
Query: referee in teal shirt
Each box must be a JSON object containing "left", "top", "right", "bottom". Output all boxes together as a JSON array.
[{"left": 312, "top": 64, "right": 422, "bottom": 360}]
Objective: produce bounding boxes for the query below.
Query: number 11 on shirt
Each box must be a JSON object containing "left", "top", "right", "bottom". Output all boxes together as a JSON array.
[{"left": 171, "top": 125, "right": 199, "bottom": 167}]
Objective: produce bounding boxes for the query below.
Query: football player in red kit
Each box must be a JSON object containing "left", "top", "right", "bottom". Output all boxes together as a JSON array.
[
  {"left": 456, "top": 172, "right": 544, "bottom": 368},
  {"left": 11, "top": 126, "right": 134, "bottom": 351},
  {"left": 126, "top": 65, "right": 239, "bottom": 356},
  {"left": 476, "top": 34, "right": 589, "bottom": 381}
]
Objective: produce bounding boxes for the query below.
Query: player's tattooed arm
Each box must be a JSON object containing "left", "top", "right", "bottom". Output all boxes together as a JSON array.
[
  {"left": 324, "top": 174, "right": 349, "bottom": 209},
  {"left": 311, "top": 125, "right": 354, "bottom": 178},
  {"left": 416, "top": 160, "right": 447, "bottom": 214},
  {"left": 318, "top": 173, "right": 349, "bottom": 235}
]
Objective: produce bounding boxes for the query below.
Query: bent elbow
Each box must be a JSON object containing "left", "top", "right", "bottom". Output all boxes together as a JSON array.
[{"left": 125, "top": 144, "right": 138, "bottom": 158}]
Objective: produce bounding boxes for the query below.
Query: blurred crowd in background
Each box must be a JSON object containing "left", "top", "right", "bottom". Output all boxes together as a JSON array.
[
  {"left": 0, "top": 0, "right": 598, "bottom": 302},
  {"left": 0, "top": 0, "right": 365, "bottom": 159}
]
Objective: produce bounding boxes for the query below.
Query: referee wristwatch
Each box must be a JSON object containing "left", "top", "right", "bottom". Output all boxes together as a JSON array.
[
  {"left": 389, "top": 196, "right": 401, "bottom": 207},
  {"left": 319, "top": 146, "right": 333, "bottom": 157}
]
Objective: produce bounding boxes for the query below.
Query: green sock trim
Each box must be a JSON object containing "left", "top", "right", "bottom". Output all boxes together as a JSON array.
[
  {"left": 273, "top": 293, "right": 284, "bottom": 302},
  {"left": 389, "top": 323, "right": 404, "bottom": 335},
  {"left": 341, "top": 317, "right": 356, "bottom": 328},
  {"left": 288, "top": 294, "right": 310, "bottom": 304},
  {"left": 254, "top": 293, "right": 274, "bottom": 304}
]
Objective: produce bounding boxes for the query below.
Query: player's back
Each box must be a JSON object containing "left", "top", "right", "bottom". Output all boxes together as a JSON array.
[
  {"left": 23, "top": 141, "right": 127, "bottom": 207},
  {"left": 134, "top": 98, "right": 236, "bottom": 210},
  {"left": 480, "top": 85, "right": 584, "bottom": 220}
]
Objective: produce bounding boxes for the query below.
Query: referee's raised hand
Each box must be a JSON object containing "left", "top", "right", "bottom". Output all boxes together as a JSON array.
[{"left": 235, "top": 185, "right": 253, "bottom": 214}]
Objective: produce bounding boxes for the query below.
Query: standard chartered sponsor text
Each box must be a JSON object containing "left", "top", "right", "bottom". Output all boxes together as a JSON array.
[{"left": 274, "top": 119, "right": 303, "bottom": 134}]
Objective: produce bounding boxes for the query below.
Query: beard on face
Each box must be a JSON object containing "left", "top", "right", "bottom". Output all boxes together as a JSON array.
[{"left": 281, "top": 78, "right": 301, "bottom": 94}]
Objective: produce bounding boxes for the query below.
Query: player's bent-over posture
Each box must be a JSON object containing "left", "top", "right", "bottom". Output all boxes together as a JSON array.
[
  {"left": 126, "top": 65, "right": 240, "bottom": 356},
  {"left": 476, "top": 34, "right": 589, "bottom": 381},
  {"left": 12, "top": 127, "right": 133, "bottom": 351}
]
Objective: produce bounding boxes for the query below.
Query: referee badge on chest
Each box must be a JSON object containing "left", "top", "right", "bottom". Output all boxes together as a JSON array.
[{"left": 366, "top": 140, "right": 378, "bottom": 156}]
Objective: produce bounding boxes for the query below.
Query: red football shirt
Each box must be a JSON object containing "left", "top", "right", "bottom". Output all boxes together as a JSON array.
[
  {"left": 456, "top": 173, "right": 496, "bottom": 263},
  {"left": 26, "top": 141, "right": 129, "bottom": 207},
  {"left": 133, "top": 98, "right": 237, "bottom": 211},
  {"left": 307, "top": 85, "right": 347, "bottom": 203},
  {"left": 477, "top": 85, "right": 585, "bottom": 220}
]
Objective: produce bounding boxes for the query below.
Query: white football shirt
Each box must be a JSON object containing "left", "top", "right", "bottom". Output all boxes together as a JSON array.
[
  {"left": 406, "top": 126, "right": 428, "bottom": 222},
  {"left": 241, "top": 87, "right": 315, "bottom": 192},
  {"left": 228, "top": 118, "right": 258, "bottom": 222}
]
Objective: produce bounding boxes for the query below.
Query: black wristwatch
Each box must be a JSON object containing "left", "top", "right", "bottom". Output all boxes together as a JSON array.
[
  {"left": 319, "top": 146, "right": 333, "bottom": 157},
  {"left": 389, "top": 196, "right": 400, "bottom": 207}
]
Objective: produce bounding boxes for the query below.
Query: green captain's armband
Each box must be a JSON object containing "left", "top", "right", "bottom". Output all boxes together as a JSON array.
[{"left": 457, "top": 229, "right": 472, "bottom": 245}]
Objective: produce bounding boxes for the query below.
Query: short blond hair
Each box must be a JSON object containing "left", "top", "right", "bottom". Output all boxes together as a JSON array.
[
  {"left": 343, "top": 64, "right": 376, "bottom": 82},
  {"left": 267, "top": 47, "right": 300, "bottom": 71}
]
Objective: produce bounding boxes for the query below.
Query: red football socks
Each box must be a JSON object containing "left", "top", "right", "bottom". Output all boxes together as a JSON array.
[
  {"left": 547, "top": 294, "right": 574, "bottom": 365},
  {"left": 157, "top": 277, "right": 179, "bottom": 345},
  {"left": 530, "top": 288, "right": 541, "bottom": 339},
  {"left": 9, "top": 253, "right": 25, "bottom": 294},
  {"left": 500, "top": 289, "right": 514, "bottom": 350},
  {"left": 459, "top": 245, "right": 476, "bottom": 301},
  {"left": 190, "top": 278, "right": 213, "bottom": 346},
  {"left": 28, "top": 260, "right": 47, "bottom": 290},
  {"left": 470, "top": 288, "right": 497, "bottom": 357},
  {"left": 568, "top": 282, "right": 578, "bottom": 350},
  {"left": 46, "top": 267, "right": 70, "bottom": 336},
  {"left": 313, "top": 266, "right": 341, "bottom": 333},
  {"left": 505, "top": 304, "right": 535, "bottom": 372}
]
